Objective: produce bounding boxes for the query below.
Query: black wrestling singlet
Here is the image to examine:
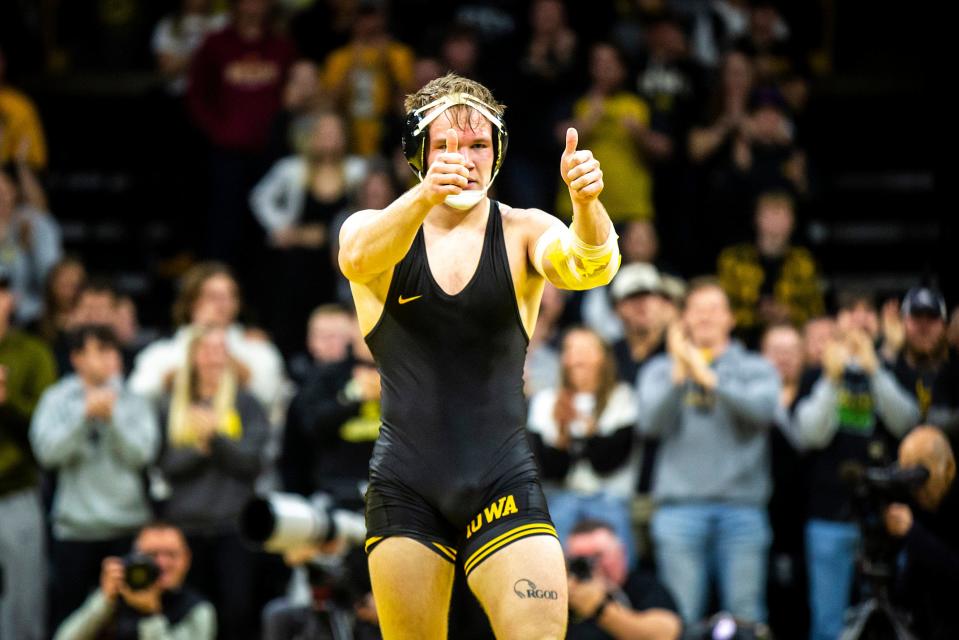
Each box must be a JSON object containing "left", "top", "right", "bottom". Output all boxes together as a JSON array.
[{"left": 364, "top": 200, "right": 541, "bottom": 529}]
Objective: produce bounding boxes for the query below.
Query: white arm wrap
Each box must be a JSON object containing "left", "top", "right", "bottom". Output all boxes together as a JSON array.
[{"left": 532, "top": 224, "right": 621, "bottom": 290}]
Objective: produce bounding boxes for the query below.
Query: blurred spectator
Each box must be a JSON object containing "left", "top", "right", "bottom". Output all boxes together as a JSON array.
[
  {"left": 791, "top": 292, "right": 919, "bottom": 640},
  {"left": 607, "top": 263, "right": 671, "bottom": 384},
  {"left": 717, "top": 191, "right": 824, "bottom": 347},
  {"left": 281, "top": 323, "right": 379, "bottom": 508},
  {"left": 265, "top": 59, "right": 322, "bottom": 161},
  {"left": 114, "top": 294, "right": 158, "bottom": 371},
  {"left": 0, "top": 270, "right": 56, "bottom": 640},
  {"left": 731, "top": 2, "right": 799, "bottom": 87},
  {"left": 129, "top": 262, "right": 284, "bottom": 411},
  {"left": 634, "top": 11, "right": 706, "bottom": 165},
  {"left": 884, "top": 426, "right": 959, "bottom": 640},
  {"left": 557, "top": 43, "right": 653, "bottom": 223},
  {"left": 157, "top": 326, "right": 269, "bottom": 640},
  {"left": 638, "top": 278, "right": 780, "bottom": 623},
  {"left": 54, "top": 522, "right": 216, "bottom": 640},
  {"left": 250, "top": 111, "right": 366, "bottom": 354},
  {"left": 695, "top": 87, "right": 808, "bottom": 259},
  {"left": 582, "top": 221, "right": 671, "bottom": 344},
  {"left": 528, "top": 328, "right": 640, "bottom": 567},
  {"left": 688, "top": 0, "right": 752, "bottom": 68},
  {"left": 500, "top": 0, "right": 580, "bottom": 209},
  {"left": 439, "top": 24, "right": 482, "bottom": 80},
  {"left": 286, "top": 303, "right": 356, "bottom": 386},
  {"left": 35, "top": 256, "right": 86, "bottom": 345},
  {"left": 760, "top": 323, "right": 809, "bottom": 635},
  {"left": 524, "top": 283, "right": 567, "bottom": 398},
  {"left": 686, "top": 49, "right": 753, "bottom": 266},
  {"left": 688, "top": 50, "right": 753, "bottom": 168},
  {"left": 802, "top": 315, "right": 835, "bottom": 368},
  {"left": 186, "top": 0, "right": 297, "bottom": 264},
  {"left": 881, "top": 288, "right": 959, "bottom": 430},
  {"left": 30, "top": 325, "right": 160, "bottom": 628},
  {"left": 323, "top": 3, "right": 414, "bottom": 157},
  {"left": 52, "top": 279, "right": 139, "bottom": 377},
  {"left": 565, "top": 518, "right": 681, "bottom": 640},
  {"left": 0, "top": 163, "right": 63, "bottom": 325},
  {"left": 151, "top": 0, "right": 228, "bottom": 96},
  {"left": 0, "top": 46, "right": 47, "bottom": 169}
]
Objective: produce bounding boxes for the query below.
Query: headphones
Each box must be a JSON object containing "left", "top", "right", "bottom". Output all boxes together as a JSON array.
[{"left": 401, "top": 92, "right": 509, "bottom": 182}]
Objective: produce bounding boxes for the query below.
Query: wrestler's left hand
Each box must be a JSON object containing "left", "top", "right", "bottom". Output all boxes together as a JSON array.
[{"left": 561, "top": 127, "right": 603, "bottom": 204}]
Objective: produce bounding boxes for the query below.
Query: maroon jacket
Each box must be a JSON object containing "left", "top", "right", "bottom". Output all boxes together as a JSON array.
[{"left": 187, "top": 24, "right": 297, "bottom": 152}]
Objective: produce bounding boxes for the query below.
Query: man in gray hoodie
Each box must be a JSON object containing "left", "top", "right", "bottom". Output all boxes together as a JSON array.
[
  {"left": 638, "top": 277, "right": 780, "bottom": 625},
  {"left": 30, "top": 324, "right": 160, "bottom": 628}
]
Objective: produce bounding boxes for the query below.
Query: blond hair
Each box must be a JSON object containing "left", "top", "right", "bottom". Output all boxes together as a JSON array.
[
  {"left": 167, "top": 326, "right": 240, "bottom": 448},
  {"left": 404, "top": 73, "right": 505, "bottom": 120}
]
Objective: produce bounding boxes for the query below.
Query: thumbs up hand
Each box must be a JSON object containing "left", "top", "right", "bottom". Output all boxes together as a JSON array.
[
  {"left": 421, "top": 128, "right": 471, "bottom": 206},
  {"left": 561, "top": 127, "right": 603, "bottom": 203}
]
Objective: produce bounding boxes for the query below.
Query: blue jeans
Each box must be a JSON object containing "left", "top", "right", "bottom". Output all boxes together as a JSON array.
[
  {"left": 546, "top": 490, "right": 636, "bottom": 569},
  {"left": 651, "top": 503, "right": 771, "bottom": 624},
  {"left": 805, "top": 519, "right": 860, "bottom": 640}
]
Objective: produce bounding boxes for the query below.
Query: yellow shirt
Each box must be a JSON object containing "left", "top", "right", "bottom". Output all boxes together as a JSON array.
[
  {"left": 556, "top": 92, "right": 653, "bottom": 222},
  {"left": 324, "top": 41, "right": 414, "bottom": 157},
  {"left": 0, "top": 87, "right": 48, "bottom": 169}
]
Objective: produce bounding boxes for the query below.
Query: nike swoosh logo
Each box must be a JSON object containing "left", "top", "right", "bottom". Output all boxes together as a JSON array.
[{"left": 398, "top": 295, "right": 423, "bottom": 305}]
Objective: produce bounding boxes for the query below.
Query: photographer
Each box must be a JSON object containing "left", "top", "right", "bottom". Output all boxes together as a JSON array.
[
  {"left": 566, "top": 519, "right": 681, "bottom": 640},
  {"left": 884, "top": 426, "right": 959, "bottom": 639},
  {"left": 54, "top": 522, "right": 215, "bottom": 640}
]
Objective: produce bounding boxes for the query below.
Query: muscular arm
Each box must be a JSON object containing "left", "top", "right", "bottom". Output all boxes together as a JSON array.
[
  {"left": 338, "top": 129, "right": 470, "bottom": 284},
  {"left": 526, "top": 128, "right": 619, "bottom": 291},
  {"left": 337, "top": 189, "right": 433, "bottom": 284},
  {"left": 597, "top": 602, "right": 683, "bottom": 640}
]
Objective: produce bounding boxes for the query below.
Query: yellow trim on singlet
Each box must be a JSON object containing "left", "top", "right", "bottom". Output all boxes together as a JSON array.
[
  {"left": 463, "top": 523, "right": 557, "bottom": 575},
  {"left": 365, "top": 536, "right": 384, "bottom": 553},
  {"left": 432, "top": 542, "right": 458, "bottom": 562}
]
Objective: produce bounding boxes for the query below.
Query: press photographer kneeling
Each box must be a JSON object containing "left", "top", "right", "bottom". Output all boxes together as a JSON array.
[
  {"left": 565, "top": 519, "right": 682, "bottom": 640},
  {"left": 884, "top": 426, "right": 959, "bottom": 639},
  {"left": 54, "top": 522, "right": 215, "bottom": 640}
]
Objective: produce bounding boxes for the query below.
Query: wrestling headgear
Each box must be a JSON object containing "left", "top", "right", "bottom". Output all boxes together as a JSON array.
[{"left": 402, "top": 92, "right": 509, "bottom": 210}]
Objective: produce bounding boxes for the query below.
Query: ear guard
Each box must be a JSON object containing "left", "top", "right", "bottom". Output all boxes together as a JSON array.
[{"left": 402, "top": 92, "right": 509, "bottom": 183}]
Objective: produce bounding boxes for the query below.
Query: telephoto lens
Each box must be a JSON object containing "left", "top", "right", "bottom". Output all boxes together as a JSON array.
[{"left": 123, "top": 553, "right": 160, "bottom": 591}]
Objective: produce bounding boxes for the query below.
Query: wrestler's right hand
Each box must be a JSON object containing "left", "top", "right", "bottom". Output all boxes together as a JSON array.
[{"left": 421, "top": 128, "right": 470, "bottom": 206}]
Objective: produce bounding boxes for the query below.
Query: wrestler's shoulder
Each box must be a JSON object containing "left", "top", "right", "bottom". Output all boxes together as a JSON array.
[{"left": 498, "top": 203, "right": 560, "bottom": 232}]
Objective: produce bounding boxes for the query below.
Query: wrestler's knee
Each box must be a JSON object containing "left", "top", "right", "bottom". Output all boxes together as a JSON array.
[{"left": 493, "top": 606, "right": 567, "bottom": 640}]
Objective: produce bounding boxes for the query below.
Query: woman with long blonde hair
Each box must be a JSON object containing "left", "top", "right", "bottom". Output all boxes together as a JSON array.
[{"left": 157, "top": 326, "right": 268, "bottom": 640}]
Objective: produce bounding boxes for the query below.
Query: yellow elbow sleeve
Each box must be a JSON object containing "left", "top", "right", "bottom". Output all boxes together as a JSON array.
[{"left": 533, "top": 225, "right": 621, "bottom": 289}]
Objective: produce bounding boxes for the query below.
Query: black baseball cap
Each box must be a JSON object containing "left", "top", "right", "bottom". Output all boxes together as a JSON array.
[{"left": 901, "top": 287, "right": 946, "bottom": 320}]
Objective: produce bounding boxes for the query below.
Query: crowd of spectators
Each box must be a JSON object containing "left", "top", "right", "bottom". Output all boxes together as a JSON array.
[{"left": 0, "top": 1, "right": 955, "bottom": 640}]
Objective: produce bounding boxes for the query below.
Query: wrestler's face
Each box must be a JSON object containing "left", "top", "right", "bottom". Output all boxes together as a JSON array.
[{"left": 426, "top": 109, "right": 495, "bottom": 193}]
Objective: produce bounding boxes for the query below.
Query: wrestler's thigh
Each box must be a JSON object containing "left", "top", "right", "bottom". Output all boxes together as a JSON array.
[
  {"left": 467, "top": 535, "right": 568, "bottom": 640},
  {"left": 369, "top": 537, "right": 455, "bottom": 640}
]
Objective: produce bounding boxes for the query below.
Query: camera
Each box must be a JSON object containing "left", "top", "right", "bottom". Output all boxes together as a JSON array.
[
  {"left": 567, "top": 555, "right": 595, "bottom": 581},
  {"left": 842, "top": 462, "right": 929, "bottom": 580},
  {"left": 122, "top": 553, "right": 160, "bottom": 591},
  {"left": 240, "top": 492, "right": 366, "bottom": 553}
]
